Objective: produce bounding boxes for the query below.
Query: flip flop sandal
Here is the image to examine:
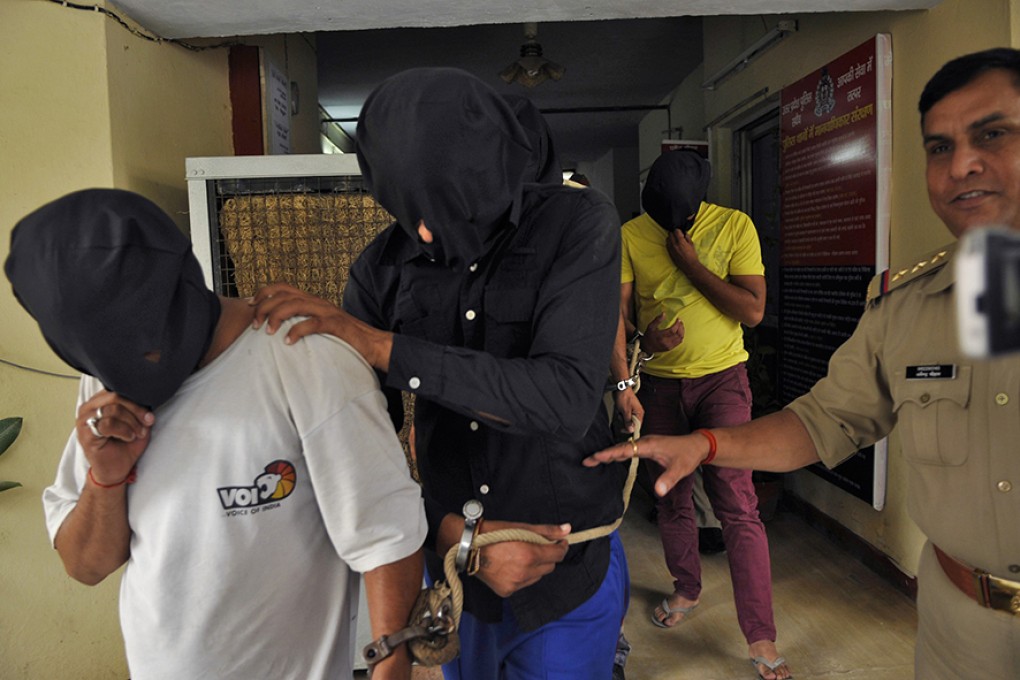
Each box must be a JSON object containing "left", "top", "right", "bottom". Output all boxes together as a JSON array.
[
  {"left": 650, "top": 598, "right": 698, "bottom": 628},
  {"left": 750, "top": 655, "right": 792, "bottom": 680}
]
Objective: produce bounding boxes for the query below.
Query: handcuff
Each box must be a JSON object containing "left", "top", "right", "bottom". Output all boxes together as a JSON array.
[
  {"left": 608, "top": 330, "right": 653, "bottom": 392},
  {"left": 363, "top": 500, "right": 483, "bottom": 674},
  {"left": 612, "top": 376, "right": 638, "bottom": 392},
  {"left": 455, "top": 499, "right": 484, "bottom": 572}
]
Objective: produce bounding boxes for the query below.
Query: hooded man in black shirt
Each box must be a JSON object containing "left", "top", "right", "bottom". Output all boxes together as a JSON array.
[
  {"left": 503, "top": 93, "right": 563, "bottom": 186},
  {"left": 253, "top": 68, "right": 629, "bottom": 679}
]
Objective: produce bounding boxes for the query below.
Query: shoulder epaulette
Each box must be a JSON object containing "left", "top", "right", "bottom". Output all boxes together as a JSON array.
[{"left": 867, "top": 242, "right": 956, "bottom": 303}]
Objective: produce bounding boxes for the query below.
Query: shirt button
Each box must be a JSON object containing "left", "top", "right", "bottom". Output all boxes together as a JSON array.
[
  {"left": 465, "top": 310, "right": 477, "bottom": 321},
  {"left": 919, "top": 393, "right": 930, "bottom": 404},
  {"left": 997, "top": 480, "right": 1013, "bottom": 493},
  {"left": 408, "top": 377, "right": 421, "bottom": 389},
  {"left": 469, "top": 421, "right": 479, "bottom": 431},
  {"left": 1009, "top": 564, "right": 1020, "bottom": 574},
  {"left": 996, "top": 393, "right": 1010, "bottom": 406},
  {"left": 469, "top": 263, "right": 478, "bottom": 272},
  {"left": 480, "top": 484, "right": 490, "bottom": 495}
]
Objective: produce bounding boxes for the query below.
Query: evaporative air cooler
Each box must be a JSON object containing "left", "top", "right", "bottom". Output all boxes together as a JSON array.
[{"left": 185, "top": 154, "right": 391, "bottom": 301}]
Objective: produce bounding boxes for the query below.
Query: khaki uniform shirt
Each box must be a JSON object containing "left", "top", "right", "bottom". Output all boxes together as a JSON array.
[{"left": 786, "top": 244, "right": 1020, "bottom": 580}]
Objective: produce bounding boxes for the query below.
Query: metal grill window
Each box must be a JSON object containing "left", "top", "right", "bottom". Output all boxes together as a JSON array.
[{"left": 208, "top": 174, "right": 392, "bottom": 305}]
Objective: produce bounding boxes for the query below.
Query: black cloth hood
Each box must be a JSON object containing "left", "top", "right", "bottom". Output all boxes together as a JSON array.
[
  {"left": 5, "top": 188, "right": 220, "bottom": 409},
  {"left": 641, "top": 150, "right": 712, "bottom": 232},
  {"left": 356, "top": 68, "right": 534, "bottom": 270},
  {"left": 504, "top": 94, "right": 562, "bottom": 185}
]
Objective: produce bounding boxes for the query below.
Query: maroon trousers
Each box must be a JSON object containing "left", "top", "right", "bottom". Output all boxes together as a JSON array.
[{"left": 639, "top": 365, "right": 776, "bottom": 644}]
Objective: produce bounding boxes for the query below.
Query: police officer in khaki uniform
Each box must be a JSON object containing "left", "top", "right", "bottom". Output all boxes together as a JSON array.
[{"left": 585, "top": 47, "right": 1020, "bottom": 680}]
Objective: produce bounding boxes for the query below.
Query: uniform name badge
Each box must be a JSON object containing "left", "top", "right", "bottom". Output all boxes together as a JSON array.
[{"left": 905, "top": 364, "right": 957, "bottom": 380}]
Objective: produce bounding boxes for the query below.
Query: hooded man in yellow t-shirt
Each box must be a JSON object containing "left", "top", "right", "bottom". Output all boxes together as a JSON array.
[{"left": 610, "top": 150, "right": 791, "bottom": 680}]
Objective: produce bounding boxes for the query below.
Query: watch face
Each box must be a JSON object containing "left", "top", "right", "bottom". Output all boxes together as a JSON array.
[{"left": 463, "top": 499, "right": 483, "bottom": 521}]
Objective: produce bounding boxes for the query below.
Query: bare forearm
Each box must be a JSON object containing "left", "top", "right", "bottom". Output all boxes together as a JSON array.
[
  {"left": 316, "top": 312, "right": 394, "bottom": 372},
  {"left": 53, "top": 483, "right": 131, "bottom": 585},
  {"left": 364, "top": 549, "right": 424, "bottom": 636},
  {"left": 436, "top": 513, "right": 462, "bottom": 557},
  {"left": 363, "top": 550, "right": 424, "bottom": 680},
  {"left": 712, "top": 409, "right": 821, "bottom": 472},
  {"left": 684, "top": 264, "right": 763, "bottom": 327},
  {"left": 610, "top": 314, "right": 631, "bottom": 382}
]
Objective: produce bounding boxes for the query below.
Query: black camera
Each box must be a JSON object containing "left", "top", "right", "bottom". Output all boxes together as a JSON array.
[{"left": 956, "top": 226, "right": 1020, "bottom": 357}]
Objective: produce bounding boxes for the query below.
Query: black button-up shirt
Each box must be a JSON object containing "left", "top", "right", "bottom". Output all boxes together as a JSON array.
[{"left": 343, "top": 183, "right": 625, "bottom": 630}]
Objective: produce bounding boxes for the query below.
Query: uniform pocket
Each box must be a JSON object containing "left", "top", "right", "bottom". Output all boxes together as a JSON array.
[{"left": 891, "top": 365, "right": 972, "bottom": 466}]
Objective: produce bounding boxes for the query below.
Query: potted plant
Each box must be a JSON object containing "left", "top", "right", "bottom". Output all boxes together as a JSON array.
[{"left": 1, "top": 417, "right": 23, "bottom": 493}]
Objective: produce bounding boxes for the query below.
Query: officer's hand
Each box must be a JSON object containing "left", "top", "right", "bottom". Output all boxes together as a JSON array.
[
  {"left": 472, "top": 520, "right": 570, "bottom": 597},
  {"left": 76, "top": 391, "right": 154, "bottom": 485},
  {"left": 641, "top": 311, "right": 684, "bottom": 353},
  {"left": 582, "top": 433, "right": 705, "bottom": 497}
]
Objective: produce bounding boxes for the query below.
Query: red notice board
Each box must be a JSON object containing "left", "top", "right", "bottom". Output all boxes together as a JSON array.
[{"left": 778, "top": 35, "right": 892, "bottom": 509}]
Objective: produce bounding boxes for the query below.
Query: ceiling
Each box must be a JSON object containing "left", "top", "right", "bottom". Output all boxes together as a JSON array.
[
  {"left": 113, "top": 0, "right": 940, "bottom": 165},
  {"left": 315, "top": 18, "right": 704, "bottom": 165}
]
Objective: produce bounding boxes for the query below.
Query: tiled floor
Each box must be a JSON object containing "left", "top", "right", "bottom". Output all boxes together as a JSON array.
[
  {"left": 618, "top": 489, "right": 917, "bottom": 679},
  {"left": 374, "top": 488, "right": 918, "bottom": 680}
]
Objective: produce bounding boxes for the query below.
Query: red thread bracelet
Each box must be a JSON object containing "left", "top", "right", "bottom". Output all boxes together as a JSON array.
[
  {"left": 694, "top": 429, "right": 717, "bottom": 465},
  {"left": 88, "top": 466, "right": 137, "bottom": 489}
]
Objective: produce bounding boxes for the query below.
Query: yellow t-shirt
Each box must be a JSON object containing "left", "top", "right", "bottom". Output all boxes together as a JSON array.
[{"left": 621, "top": 201, "right": 764, "bottom": 378}]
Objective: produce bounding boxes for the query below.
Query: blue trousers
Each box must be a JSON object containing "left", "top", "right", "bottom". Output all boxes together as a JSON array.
[{"left": 442, "top": 532, "right": 629, "bottom": 680}]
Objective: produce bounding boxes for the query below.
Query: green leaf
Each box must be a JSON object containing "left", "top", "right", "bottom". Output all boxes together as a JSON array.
[
  {"left": 0, "top": 481, "right": 22, "bottom": 493},
  {"left": 0, "top": 418, "right": 23, "bottom": 457}
]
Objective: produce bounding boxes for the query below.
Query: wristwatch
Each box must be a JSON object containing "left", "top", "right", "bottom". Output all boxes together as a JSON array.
[{"left": 455, "top": 499, "right": 484, "bottom": 572}]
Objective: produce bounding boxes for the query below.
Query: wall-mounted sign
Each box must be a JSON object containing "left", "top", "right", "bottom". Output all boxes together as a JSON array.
[
  {"left": 778, "top": 34, "right": 892, "bottom": 509},
  {"left": 661, "top": 139, "right": 709, "bottom": 159},
  {"left": 264, "top": 57, "right": 291, "bottom": 155}
]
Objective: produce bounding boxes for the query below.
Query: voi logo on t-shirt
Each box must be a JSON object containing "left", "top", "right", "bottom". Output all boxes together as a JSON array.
[{"left": 218, "top": 459, "right": 297, "bottom": 513}]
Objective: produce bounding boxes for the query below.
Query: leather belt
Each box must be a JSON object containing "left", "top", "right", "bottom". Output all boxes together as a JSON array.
[{"left": 933, "top": 544, "right": 1020, "bottom": 616}]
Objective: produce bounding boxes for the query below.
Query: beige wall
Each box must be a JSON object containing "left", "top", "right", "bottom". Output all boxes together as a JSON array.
[
  {"left": 106, "top": 29, "right": 233, "bottom": 230},
  {"left": 639, "top": 0, "right": 1014, "bottom": 578}
]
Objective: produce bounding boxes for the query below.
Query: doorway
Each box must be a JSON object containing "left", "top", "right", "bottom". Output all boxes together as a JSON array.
[{"left": 735, "top": 110, "right": 782, "bottom": 418}]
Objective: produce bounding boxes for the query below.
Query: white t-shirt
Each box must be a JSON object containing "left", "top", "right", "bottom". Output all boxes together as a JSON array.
[{"left": 43, "top": 323, "right": 426, "bottom": 680}]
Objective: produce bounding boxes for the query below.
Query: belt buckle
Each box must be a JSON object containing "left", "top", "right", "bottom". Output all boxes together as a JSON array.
[{"left": 974, "top": 570, "right": 1020, "bottom": 615}]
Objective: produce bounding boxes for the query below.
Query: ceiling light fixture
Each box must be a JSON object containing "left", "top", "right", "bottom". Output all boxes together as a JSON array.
[
  {"left": 701, "top": 20, "right": 798, "bottom": 91},
  {"left": 499, "top": 22, "right": 565, "bottom": 88}
]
